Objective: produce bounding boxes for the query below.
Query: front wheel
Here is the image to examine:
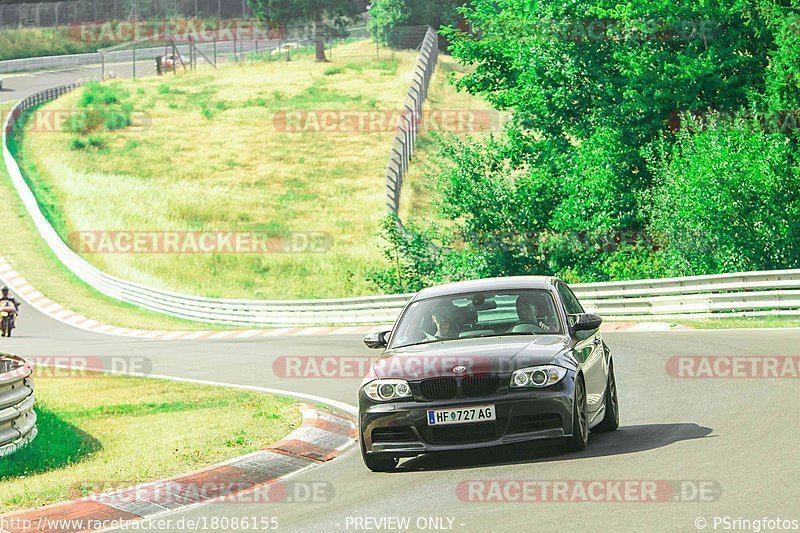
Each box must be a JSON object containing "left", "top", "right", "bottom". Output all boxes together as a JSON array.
[
  {"left": 593, "top": 364, "right": 619, "bottom": 432},
  {"left": 566, "top": 377, "right": 589, "bottom": 451},
  {"left": 360, "top": 435, "right": 398, "bottom": 472}
]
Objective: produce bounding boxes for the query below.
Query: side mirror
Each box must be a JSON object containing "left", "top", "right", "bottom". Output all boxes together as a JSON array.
[
  {"left": 363, "top": 328, "right": 391, "bottom": 349},
  {"left": 568, "top": 313, "right": 603, "bottom": 332}
]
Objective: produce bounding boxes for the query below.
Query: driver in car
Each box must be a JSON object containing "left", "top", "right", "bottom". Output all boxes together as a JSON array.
[
  {"left": 511, "top": 293, "right": 556, "bottom": 333},
  {"left": 424, "top": 303, "right": 459, "bottom": 341}
]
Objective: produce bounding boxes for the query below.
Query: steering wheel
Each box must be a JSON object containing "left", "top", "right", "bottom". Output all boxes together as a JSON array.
[{"left": 509, "top": 321, "right": 549, "bottom": 334}]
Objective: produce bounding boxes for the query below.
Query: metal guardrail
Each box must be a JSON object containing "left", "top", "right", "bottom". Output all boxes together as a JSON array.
[
  {"left": 0, "top": 39, "right": 261, "bottom": 74},
  {"left": 384, "top": 26, "right": 439, "bottom": 213},
  {"left": 2, "top": 82, "right": 406, "bottom": 326},
  {"left": 0, "top": 354, "right": 36, "bottom": 457},
  {"left": 3, "top": 58, "right": 800, "bottom": 325},
  {"left": 1, "top": 25, "right": 371, "bottom": 75}
]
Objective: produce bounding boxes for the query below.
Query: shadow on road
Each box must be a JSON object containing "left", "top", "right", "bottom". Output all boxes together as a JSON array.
[{"left": 397, "top": 423, "right": 713, "bottom": 472}]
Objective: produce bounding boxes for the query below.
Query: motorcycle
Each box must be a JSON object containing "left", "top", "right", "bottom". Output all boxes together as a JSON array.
[{"left": 1, "top": 300, "right": 17, "bottom": 337}]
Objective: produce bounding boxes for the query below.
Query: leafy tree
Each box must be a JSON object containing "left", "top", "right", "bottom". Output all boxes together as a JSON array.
[
  {"left": 368, "top": 0, "right": 464, "bottom": 47},
  {"left": 645, "top": 122, "right": 800, "bottom": 275},
  {"left": 366, "top": 215, "right": 443, "bottom": 293},
  {"left": 443, "top": 0, "right": 770, "bottom": 146},
  {"left": 431, "top": 134, "right": 561, "bottom": 279},
  {"left": 542, "top": 127, "right": 650, "bottom": 282},
  {"left": 759, "top": 1, "right": 800, "bottom": 112},
  {"left": 249, "top": 0, "right": 365, "bottom": 61},
  {"left": 368, "top": 0, "right": 800, "bottom": 290}
]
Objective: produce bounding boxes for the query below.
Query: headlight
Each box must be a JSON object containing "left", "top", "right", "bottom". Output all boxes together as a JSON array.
[
  {"left": 363, "top": 379, "right": 412, "bottom": 402},
  {"left": 510, "top": 365, "right": 568, "bottom": 389}
]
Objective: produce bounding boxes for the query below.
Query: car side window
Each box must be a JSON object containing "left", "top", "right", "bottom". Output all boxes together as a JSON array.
[{"left": 557, "top": 283, "right": 585, "bottom": 315}]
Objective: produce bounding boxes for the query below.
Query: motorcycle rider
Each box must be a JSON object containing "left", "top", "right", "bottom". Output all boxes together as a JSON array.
[{"left": 0, "top": 286, "right": 20, "bottom": 336}]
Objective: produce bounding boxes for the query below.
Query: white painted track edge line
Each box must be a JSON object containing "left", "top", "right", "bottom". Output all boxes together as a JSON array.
[{"left": 43, "top": 362, "right": 358, "bottom": 416}]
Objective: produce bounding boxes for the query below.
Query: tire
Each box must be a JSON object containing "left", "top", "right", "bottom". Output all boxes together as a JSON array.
[
  {"left": 593, "top": 363, "right": 620, "bottom": 433},
  {"left": 566, "top": 376, "right": 589, "bottom": 451},
  {"left": 360, "top": 434, "right": 398, "bottom": 472}
]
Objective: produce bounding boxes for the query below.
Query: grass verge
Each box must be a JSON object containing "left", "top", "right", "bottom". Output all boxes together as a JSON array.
[
  {"left": 18, "top": 40, "right": 429, "bottom": 299},
  {"left": 0, "top": 27, "right": 118, "bottom": 62},
  {"left": 0, "top": 371, "right": 301, "bottom": 512},
  {"left": 0, "top": 40, "right": 480, "bottom": 330},
  {"left": 0, "top": 101, "right": 234, "bottom": 330},
  {"left": 665, "top": 316, "right": 800, "bottom": 330}
]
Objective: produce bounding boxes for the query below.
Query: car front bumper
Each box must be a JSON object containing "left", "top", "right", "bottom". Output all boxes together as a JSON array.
[{"left": 360, "top": 377, "right": 577, "bottom": 458}]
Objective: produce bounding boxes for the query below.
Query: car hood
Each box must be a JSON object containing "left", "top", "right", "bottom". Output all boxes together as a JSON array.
[{"left": 368, "top": 335, "right": 574, "bottom": 381}]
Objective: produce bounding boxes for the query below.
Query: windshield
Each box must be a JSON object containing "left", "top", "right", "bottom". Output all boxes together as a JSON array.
[{"left": 390, "top": 289, "right": 562, "bottom": 349}]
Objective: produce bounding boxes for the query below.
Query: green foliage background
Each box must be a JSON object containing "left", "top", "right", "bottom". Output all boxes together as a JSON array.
[
  {"left": 367, "top": 0, "right": 464, "bottom": 47},
  {"left": 369, "top": 0, "right": 800, "bottom": 292}
]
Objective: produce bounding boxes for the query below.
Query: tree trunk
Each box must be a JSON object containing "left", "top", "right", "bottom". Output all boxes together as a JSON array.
[{"left": 315, "top": 17, "right": 328, "bottom": 62}]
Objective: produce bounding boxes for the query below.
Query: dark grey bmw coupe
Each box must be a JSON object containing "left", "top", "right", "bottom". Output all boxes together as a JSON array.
[{"left": 358, "top": 276, "right": 619, "bottom": 472}]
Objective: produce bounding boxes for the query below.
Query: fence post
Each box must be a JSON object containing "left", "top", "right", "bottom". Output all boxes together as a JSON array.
[{"left": 382, "top": 26, "right": 440, "bottom": 217}]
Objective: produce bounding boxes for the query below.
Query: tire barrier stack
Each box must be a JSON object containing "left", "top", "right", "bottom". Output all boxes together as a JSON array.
[{"left": 0, "top": 354, "right": 36, "bottom": 457}]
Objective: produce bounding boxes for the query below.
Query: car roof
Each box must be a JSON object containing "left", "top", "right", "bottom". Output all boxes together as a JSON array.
[{"left": 412, "top": 276, "right": 560, "bottom": 301}]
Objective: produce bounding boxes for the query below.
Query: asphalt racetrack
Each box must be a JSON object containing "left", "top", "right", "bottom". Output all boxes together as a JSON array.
[{"left": 5, "top": 301, "right": 799, "bottom": 532}]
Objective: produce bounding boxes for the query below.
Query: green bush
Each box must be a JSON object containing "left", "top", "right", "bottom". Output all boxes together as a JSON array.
[
  {"left": 323, "top": 66, "right": 346, "bottom": 76},
  {"left": 367, "top": 0, "right": 800, "bottom": 289},
  {"left": 103, "top": 108, "right": 132, "bottom": 131},
  {"left": 86, "top": 135, "right": 108, "bottom": 150},
  {"left": 66, "top": 83, "right": 133, "bottom": 138},
  {"left": 366, "top": 215, "right": 443, "bottom": 293},
  {"left": 78, "top": 83, "right": 128, "bottom": 107},
  {"left": 69, "top": 138, "right": 87, "bottom": 151},
  {"left": 368, "top": 0, "right": 462, "bottom": 48},
  {"left": 542, "top": 128, "right": 651, "bottom": 281},
  {"left": 645, "top": 123, "right": 800, "bottom": 275},
  {"left": 0, "top": 27, "right": 118, "bottom": 62},
  {"left": 67, "top": 112, "right": 96, "bottom": 135}
]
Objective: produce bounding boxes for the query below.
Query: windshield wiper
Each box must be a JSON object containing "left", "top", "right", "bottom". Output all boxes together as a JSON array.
[
  {"left": 464, "top": 331, "right": 538, "bottom": 340},
  {"left": 392, "top": 338, "right": 447, "bottom": 349},
  {"left": 393, "top": 331, "right": 547, "bottom": 349}
]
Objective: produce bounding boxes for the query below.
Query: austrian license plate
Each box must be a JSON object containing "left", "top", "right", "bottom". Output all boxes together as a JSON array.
[{"left": 427, "top": 405, "right": 496, "bottom": 426}]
